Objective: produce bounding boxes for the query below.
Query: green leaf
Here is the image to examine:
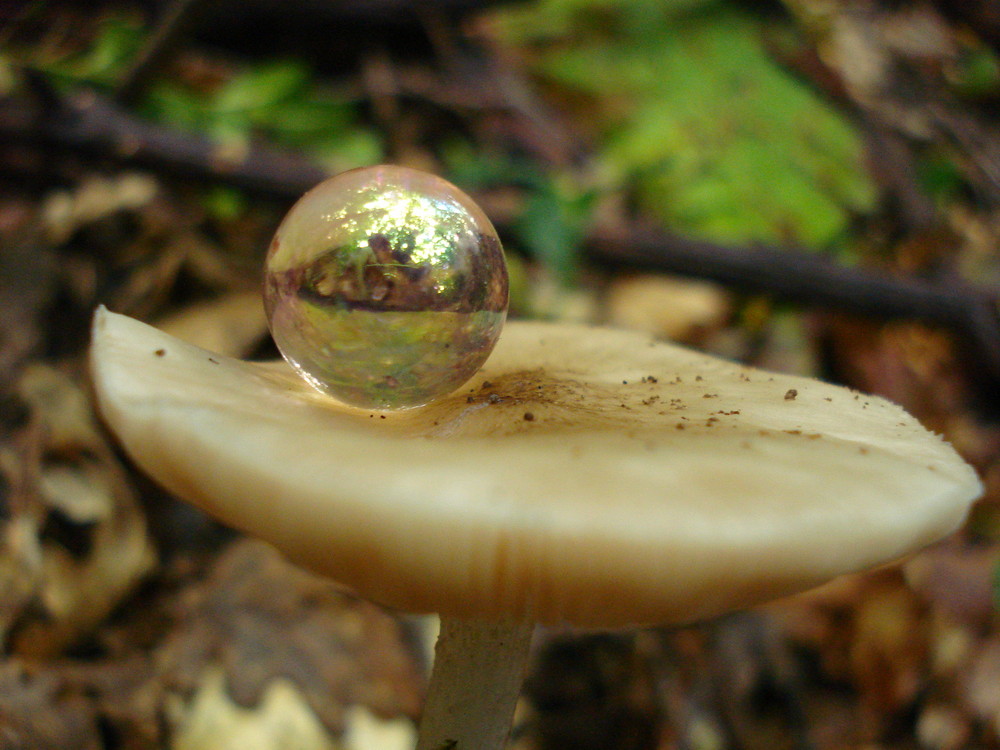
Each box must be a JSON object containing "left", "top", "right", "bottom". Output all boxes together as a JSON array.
[
  {"left": 515, "top": 181, "right": 596, "bottom": 284},
  {"left": 212, "top": 60, "right": 311, "bottom": 117},
  {"left": 917, "top": 150, "right": 965, "bottom": 203},
  {"left": 81, "top": 16, "right": 144, "bottom": 82},
  {"left": 494, "top": 1, "right": 876, "bottom": 250},
  {"left": 143, "top": 82, "right": 207, "bottom": 130},
  {"left": 141, "top": 58, "right": 382, "bottom": 165},
  {"left": 0, "top": 54, "right": 21, "bottom": 96},
  {"left": 31, "top": 12, "right": 146, "bottom": 89},
  {"left": 949, "top": 42, "right": 1000, "bottom": 98},
  {"left": 311, "top": 128, "right": 383, "bottom": 172},
  {"left": 262, "top": 97, "right": 354, "bottom": 148},
  {"left": 442, "top": 141, "right": 545, "bottom": 189},
  {"left": 443, "top": 144, "right": 594, "bottom": 283},
  {"left": 203, "top": 186, "right": 249, "bottom": 220}
]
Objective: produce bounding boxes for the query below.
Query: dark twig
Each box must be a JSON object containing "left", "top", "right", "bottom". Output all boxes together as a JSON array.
[
  {"left": 588, "top": 226, "right": 1000, "bottom": 387},
  {"left": 115, "top": 0, "right": 208, "bottom": 105},
  {"left": 2, "top": 81, "right": 998, "bottom": 386},
  {"left": 0, "top": 83, "right": 328, "bottom": 197}
]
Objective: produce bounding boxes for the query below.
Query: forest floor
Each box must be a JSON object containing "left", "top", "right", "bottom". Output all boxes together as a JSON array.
[{"left": 2, "top": 0, "right": 1000, "bottom": 748}]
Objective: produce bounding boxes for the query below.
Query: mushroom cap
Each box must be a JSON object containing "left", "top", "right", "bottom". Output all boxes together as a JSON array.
[{"left": 91, "top": 308, "right": 981, "bottom": 628}]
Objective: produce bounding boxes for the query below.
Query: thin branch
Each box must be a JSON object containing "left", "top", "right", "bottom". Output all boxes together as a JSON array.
[
  {"left": 0, "top": 83, "right": 328, "bottom": 197},
  {"left": 588, "top": 226, "right": 1000, "bottom": 386},
  {"left": 115, "top": 0, "right": 209, "bottom": 105}
]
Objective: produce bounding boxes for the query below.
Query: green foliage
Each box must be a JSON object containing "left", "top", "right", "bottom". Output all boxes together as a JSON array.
[
  {"left": 445, "top": 145, "right": 596, "bottom": 283},
  {"left": 203, "top": 186, "right": 249, "bottom": 221},
  {"left": 515, "top": 180, "right": 596, "bottom": 284},
  {"left": 495, "top": 0, "right": 876, "bottom": 249},
  {"left": 0, "top": 55, "right": 20, "bottom": 96},
  {"left": 23, "top": 13, "right": 381, "bottom": 177},
  {"left": 142, "top": 60, "right": 381, "bottom": 171},
  {"left": 37, "top": 13, "right": 146, "bottom": 89},
  {"left": 917, "top": 149, "right": 966, "bottom": 204},
  {"left": 948, "top": 41, "right": 1000, "bottom": 98}
]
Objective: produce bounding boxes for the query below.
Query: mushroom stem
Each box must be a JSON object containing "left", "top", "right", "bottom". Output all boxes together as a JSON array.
[{"left": 415, "top": 617, "right": 535, "bottom": 750}]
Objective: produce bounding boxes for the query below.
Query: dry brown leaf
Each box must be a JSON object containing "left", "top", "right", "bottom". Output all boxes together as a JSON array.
[
  {"left": 168, "top": 666, "right": 339, "bottom": 750},
  {"left": 822, "top": 317, "right": 967, "bottom": 433},
  {"left": 905, "top": 544, "right": 1000, "bottom": 630},
  {"left": 916, "top": 701, "right": 971, "bottom": 750},
  {"left": 962, "top": 636, "right": 1000, "bottom": 735},
  {"left": 0, "top": 660, "right": 101, "bottom": 750},
  {"left": 40, "top": 174, "right": 159, "bottom": 246},
  {"left": 154, "top": 539, "right": 423, "bottom": 739},
  {"left": 603, "top": 274, "right": 729, "bottom": 344},
  {"left": 3, "top": 365, "right": 155, "bottom": 657},
  {"left": 848, "top": 576, "right": 930, "bottom": 720}
]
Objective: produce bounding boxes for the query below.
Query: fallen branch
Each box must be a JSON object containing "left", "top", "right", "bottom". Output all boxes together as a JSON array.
[
  {"left": 115, "top": 0, "right": 209, "bottom": 105},
  {"left": 588, "top": 225, "right": 1000, "bottom": 387},
  {"left": 1, "top": 79, "right": 328, "bottom": 197}
]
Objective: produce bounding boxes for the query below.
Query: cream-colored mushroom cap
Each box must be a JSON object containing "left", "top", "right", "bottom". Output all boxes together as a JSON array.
[{"left": 91, "top": 308, "right": 981, "bottom": 628}]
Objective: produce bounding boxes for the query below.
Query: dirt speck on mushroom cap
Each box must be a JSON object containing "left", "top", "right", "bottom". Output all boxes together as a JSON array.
[{"left": 91, "top": 310, "right": 982, "bottom": 628}]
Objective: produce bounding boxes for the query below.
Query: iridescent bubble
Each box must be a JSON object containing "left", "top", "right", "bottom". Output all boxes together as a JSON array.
[{"left": 264, "top": 165, "right": 509, "bottom": 410}]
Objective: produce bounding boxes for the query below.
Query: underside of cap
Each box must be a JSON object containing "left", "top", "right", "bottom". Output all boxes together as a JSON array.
[{"left": 90, "top": 308, "right": 982, "bottom": 628}]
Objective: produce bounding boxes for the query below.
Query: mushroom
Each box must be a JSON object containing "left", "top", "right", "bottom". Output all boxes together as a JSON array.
[{"left": 90, "top": 307, "right": 981, "bottom": 750}]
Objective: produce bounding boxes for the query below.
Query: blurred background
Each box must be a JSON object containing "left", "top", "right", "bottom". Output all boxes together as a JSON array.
[{"left": 2, "top": 0, "right": 1000, "bottom": 747}]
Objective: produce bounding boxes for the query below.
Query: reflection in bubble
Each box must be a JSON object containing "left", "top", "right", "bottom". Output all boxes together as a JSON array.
[{"left": 264, "top": 165, "right": 509, "bottom": 409}]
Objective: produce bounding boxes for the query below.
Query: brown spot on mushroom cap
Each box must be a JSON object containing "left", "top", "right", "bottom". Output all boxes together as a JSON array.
[{"left": 91, "top": 309, "right": 982, "bottom": 628}]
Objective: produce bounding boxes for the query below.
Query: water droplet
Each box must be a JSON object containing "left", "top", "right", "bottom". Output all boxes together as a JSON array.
[{"left": 264, "top": 165, "right": 509, "bottom": 409}]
